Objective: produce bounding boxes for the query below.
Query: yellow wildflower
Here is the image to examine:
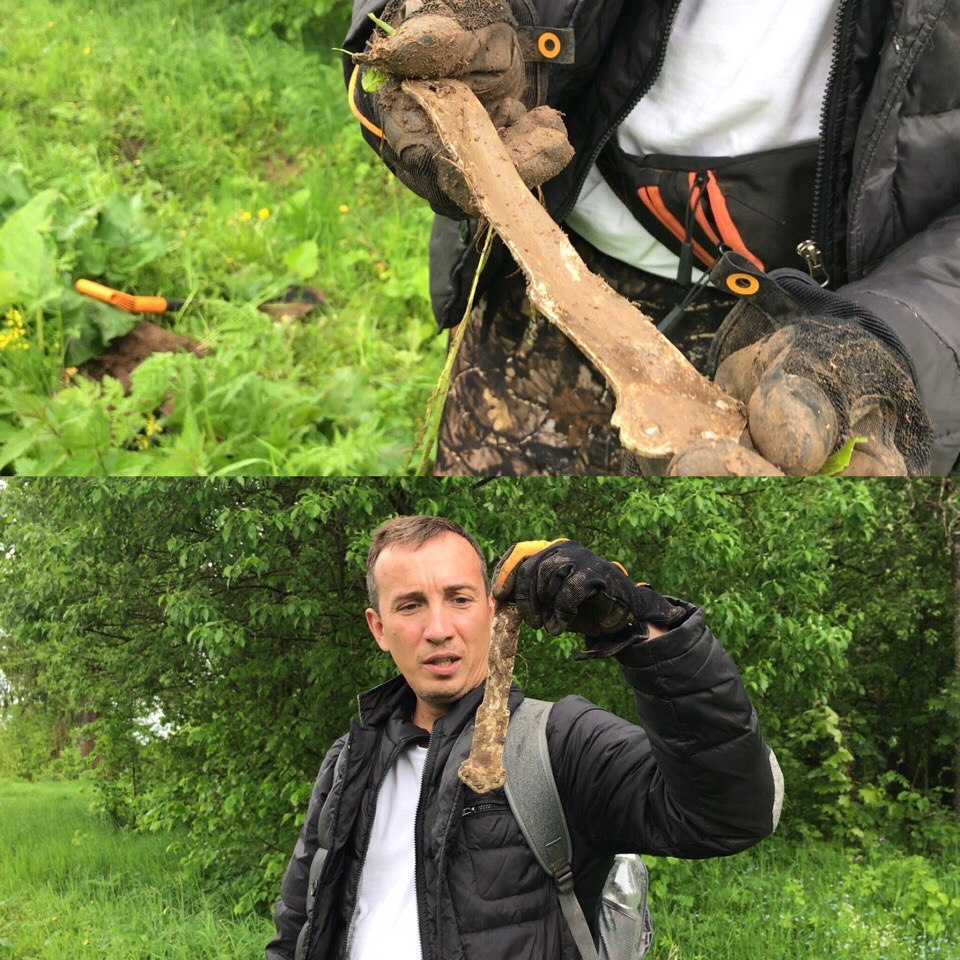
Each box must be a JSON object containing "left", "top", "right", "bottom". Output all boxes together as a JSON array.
[
  {"left": 240, "top": 210, "right": 252, "bottom": 223},
  {"left": 258, "top": 208, "right": 270, "bottom": 220},
  {"left": 0, "top": 308, "right": 27, "bottom": 351},
  {"left": 134, "top": 434, "right": 149, "bottom": 451},
  {"left": 338, "top": 204, "right": 349, "bottom": 214},
  {"left": 83, "top": 45, "right": 91, "bottom": 55},
  {"left": 83, "top": 941, "right": 90, "bottom": 947},
  {"left": 144, "top": 414, "right": 163, "bottom": 438}
]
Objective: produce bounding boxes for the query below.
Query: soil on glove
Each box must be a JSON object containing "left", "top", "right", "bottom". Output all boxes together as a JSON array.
[
  {"left": 361, "top": 14, "right": 481, "bottom": 78},
  {"left": 382, "top": 0, "right": 518, "bottom": 34},
  {"left": 405, "top": 78, "right": 755, "bottom": 467}
]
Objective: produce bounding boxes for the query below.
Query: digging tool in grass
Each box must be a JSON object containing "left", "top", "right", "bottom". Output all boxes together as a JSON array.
[{"left": 403, "top": 79, "right": 782, "bottom": 476}]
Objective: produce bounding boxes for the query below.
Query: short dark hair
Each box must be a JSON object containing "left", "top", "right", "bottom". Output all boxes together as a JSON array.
[{"left": 366, "top": 515, "right": 489, "bottom": 611}]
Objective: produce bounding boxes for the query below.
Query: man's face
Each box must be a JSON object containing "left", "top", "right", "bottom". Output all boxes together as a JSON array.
[{"left": 365, "top": 532, "right": 494, "bottom": 712}]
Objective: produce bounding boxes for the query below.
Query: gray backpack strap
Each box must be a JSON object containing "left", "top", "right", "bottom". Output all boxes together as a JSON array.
[{"left": 503, "top": 698, "right": 601, "bottom": 960}]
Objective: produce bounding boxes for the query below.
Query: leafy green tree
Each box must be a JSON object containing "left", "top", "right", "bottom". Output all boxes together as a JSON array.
[{"left": 0, "top": 478, "right": 956, "bottom": 908}]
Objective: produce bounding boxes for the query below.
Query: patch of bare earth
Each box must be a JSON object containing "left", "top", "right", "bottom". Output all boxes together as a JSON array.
[{"left": 77, "top": 322, "right": 207, "bottom": 415}]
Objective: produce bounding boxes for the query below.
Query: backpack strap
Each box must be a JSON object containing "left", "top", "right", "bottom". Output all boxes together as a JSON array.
[{"left": 503, "top": 698, "right": 601, "bottom": 960}]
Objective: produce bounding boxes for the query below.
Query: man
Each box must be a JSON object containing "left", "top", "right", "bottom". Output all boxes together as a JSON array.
[
  {"left": 266, "top": 515, "right": 782, "bottom": 960},
  {"left": 342, "top": 1, "right": 960, "bottom": 476}
]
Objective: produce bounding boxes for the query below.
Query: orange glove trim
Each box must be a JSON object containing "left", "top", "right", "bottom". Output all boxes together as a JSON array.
[
  {"left": 348, "top": 65, "right": 385, "bottom": 140},
  {"left": 493, "top": 538, "right": 569, "bottom": 597}
]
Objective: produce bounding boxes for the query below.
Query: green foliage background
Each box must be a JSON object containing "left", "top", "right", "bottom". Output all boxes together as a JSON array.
[
  {"left": 1, "top": 478, "right": 958, "bottom": 915},
  {"left": 0, "top": 0, "right": 438, "bottom": 475}
]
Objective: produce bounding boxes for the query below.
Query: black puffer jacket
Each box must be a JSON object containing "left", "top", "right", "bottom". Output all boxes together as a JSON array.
[
  {"left": 344, "top": 0, "right": 960, "bottom": 473},
  {"left": 266, "top": 603, "right": 781, "bottom": 960}
]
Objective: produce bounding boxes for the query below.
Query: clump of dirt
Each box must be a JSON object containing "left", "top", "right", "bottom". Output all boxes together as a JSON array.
[
  {"left": 78, "top": 322, "right": 207, "bottom": 413},
  {"left": 263, "top": 154, "right": 303, "bottom": 184},
  {"left": 257, "top": 285, "right": 327, "bottom": 322},
  {"left": 358, "top": 14, "right": 478, "bottom": 77},
  {"left": 116, "top": 133, "right": 145, "bottom": 164}
]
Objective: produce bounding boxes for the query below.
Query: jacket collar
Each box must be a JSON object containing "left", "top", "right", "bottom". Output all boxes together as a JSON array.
[{"left": 357, "top": 672, "right": 525, "bottom": 739}]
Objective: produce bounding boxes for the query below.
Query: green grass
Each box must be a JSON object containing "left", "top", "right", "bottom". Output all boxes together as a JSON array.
[
  {"left": 0, "top": 0, "right": 443, "bottom": 474},
  {"left": 2, "top": 779, "right": 958, "bottom": 959},
  {"left": 0, "top": 779, "right": 273, "bottom": 958}
]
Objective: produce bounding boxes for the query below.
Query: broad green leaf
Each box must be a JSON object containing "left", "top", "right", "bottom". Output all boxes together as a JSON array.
[{"left": 283, "top": 240, "right": 319, "bottom": 280}]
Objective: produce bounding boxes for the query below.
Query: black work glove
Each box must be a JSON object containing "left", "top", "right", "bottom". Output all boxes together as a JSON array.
[
  {"left": 351, "top": 0, "right": 573, "bottom": 219},
  {"left": 676, "top": 272, "right": 932, "bottom": 476},
  {"left": 492, "top": 539, "right": 688, "bottom": 660}
]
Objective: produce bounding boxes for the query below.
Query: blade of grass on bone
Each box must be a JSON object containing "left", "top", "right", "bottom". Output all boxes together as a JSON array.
[{"left": 404, "top": 78, "right": 769, "bottom": 471}]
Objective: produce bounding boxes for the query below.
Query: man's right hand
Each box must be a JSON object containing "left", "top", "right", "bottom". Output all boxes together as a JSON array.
[{"left": 352, "top": 0, "right": 574, "bottom": 219}]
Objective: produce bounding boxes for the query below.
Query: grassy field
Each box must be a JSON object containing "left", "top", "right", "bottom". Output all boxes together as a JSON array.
[
  {"left": 2, "top": 778, "right": 958, "bottom": 959},
  {"left": 0, "top": 0, "right": 442, "bottom": 474}
]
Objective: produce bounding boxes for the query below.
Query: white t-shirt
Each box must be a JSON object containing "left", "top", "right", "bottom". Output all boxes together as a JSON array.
[
  {"left": 345, "top": 743, "right": 429, "bottom": 960},
  {"left": 565, "top": 0, "right": 840, "bottom": 280}
]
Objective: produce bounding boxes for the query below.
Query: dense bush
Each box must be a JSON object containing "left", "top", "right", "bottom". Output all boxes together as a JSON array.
[
  {"left": 0, "top": 478, "right": 957, "bottom": 910},
  {"left": 222, "top": 0, "right": 353, "bottom": 44}
]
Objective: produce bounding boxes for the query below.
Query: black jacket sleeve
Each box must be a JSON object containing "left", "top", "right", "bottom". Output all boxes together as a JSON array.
[
  {"left": 265, "top": 734, "right": 349, "bottom": 960},
  {"left": 546, "top": 602, "right": 782, "bottom": 860},
  {"left": 841, "top": 205, "right": 960, "bottom": 474}
]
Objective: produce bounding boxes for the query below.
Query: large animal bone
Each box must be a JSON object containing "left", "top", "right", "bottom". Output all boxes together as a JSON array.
[
  {"left": 458, "top": 602, "right": 521, "bottom": 793},
  {"left": 404, "top": 78, "right": 752, "bottom": 466}
]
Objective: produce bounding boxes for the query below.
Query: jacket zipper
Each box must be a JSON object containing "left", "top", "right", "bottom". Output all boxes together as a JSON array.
[
  {"left": 434, "top": 779, "right": 465, "bottom": 960},
  {"left": 414, "top": 725, "right": 444, "bottom": 960},
  {"left": 339, "top": 734, "right": 426, "bottom": 960},
  {"left": 556, "top": 0, "right": 683, "bottom": 222},
  {"left": 800, "top": 0, "right": 857, "bottom": 286},
  {"left": 461, "top": 801, "right": 505, "bottom": 817}
]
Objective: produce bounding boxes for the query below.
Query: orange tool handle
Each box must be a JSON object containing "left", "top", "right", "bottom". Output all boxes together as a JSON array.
[{"left": 75, "top": 279, "right": 169, "bottom": 314}]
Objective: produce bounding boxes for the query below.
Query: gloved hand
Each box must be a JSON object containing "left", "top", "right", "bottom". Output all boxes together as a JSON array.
[
  {"left": 672, "top": 273, "right": 933, "bottom": 476},
  {"left": 492, "top": 539, "right": 688, "bottom": 659},
  {"left": 351, "top": 0, "right": 573, "bottom": 219}
]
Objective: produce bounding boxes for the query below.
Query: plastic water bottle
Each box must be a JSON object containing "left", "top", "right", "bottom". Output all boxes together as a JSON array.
[{"left": 596, "top": 854, "right": 654, "bottom": 960}]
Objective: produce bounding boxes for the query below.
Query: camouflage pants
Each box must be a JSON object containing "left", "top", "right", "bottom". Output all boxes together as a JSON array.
[{"left": 436, "top": 232, "right": 737, "bottom": 476}]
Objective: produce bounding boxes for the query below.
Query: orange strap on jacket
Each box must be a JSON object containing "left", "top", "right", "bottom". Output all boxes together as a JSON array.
[
  {"left": 348, "top": 65, "right": 385, "bottom": 140},
  {"left": 703, "top": 172, "right": 765, "bottom": 271},
  {"left": 637, "top": 186, "right": 714, "bottom": 268}
]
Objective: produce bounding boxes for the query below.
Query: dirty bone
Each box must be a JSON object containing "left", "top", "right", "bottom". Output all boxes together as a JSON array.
[
  {"left": 404, "top": 78, "right": 751, "bottom": 465},
  {"left": 458, "top": 602, "right": 521, "bottom": 793}
]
